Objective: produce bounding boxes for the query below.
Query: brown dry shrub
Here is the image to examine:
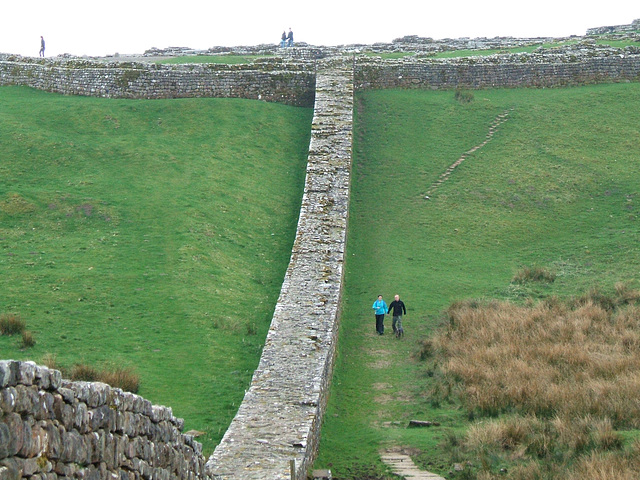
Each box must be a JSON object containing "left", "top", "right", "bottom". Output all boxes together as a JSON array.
[
  {"left": 71, "top": 363, "right": 100, "bottom": 382},
  {"left": 20, "top": 331, "right": 36, "bottom": 348},
  {"left": 512, "top": 266, "right": 556, "bottom": 284},
  {"left": 98, "top": 365, "right": 140, "bottom": 393},
  {"left": 568, "top": 451, "right": 640, "bottom": 480},
  {"left": 432, "top": 295, "right": 640, "bottom": 426}
]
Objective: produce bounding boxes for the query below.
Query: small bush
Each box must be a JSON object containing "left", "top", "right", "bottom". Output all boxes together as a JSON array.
[
  {"left": 416, "top": 339, "right": 434, "bottom": 360},
  {"left": 98, "top": 365, "right": 140, "bottom": 393},
  {"left": 70, "top": 362, "right": 140, "bottom": 393},
  {"left": 246, "top": 322, "right": 257, "bottom": 336},
  {"left": 455, "top": 88, "right": 474, "bottom": 104},
  {"left": 71, "top": 363, "right": 100, "bottom": 382},
  {"left": 512, "top": 266, "right": 556, "bottom": 284},
  {"left": 0, "top": 313, "right": 26, "bottom": 335},
  {"left": 40, "top": 353, "right": 60, "bottom": 371},
  {"left": 20, "top": 331, "right": 36, "bottom": 348}
]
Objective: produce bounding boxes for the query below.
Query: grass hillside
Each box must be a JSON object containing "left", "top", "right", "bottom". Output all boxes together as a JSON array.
[
  {"left": 0, "top": 86, "right": 313, "bottom": 454},
  {"left": 315, "top": 83, "right": 640, "bottom": 478}
]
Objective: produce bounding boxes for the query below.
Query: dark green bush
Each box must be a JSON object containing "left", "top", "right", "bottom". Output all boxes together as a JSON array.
[
  {"left": 0, "top": 313, "right": 26, "bottom": 335},
  {"left": 454, "top": 88, "right": 474, "bottom": 104}
]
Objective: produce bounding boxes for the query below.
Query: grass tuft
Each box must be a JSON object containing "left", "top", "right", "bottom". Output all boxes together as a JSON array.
[
  {"left": 512, "top": 266, "right": 556, "bottom": 284},
  {"left": 0, "top": 314, "right": 26, "bottom": 335},
  {"left": 98, "top": 365, "right": 140, "bottom": 393},
  {"left": 454, "top": 88, "right": 475, "bottom": 104},
  {"left": 20, "top": 331, "right": 36, "bottom": 348},
  {"left": 71, "top": 363, "right": 100, "bottom": 382}
]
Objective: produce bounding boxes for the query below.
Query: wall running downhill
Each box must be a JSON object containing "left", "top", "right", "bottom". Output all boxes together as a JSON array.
[{"left": 205, "top": 56, "right": 354, "bottom": 480}]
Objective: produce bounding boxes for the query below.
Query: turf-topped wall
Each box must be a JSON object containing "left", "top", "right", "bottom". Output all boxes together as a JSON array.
[
  {"left": 0, "top": 55, "right": 315, "bottom": 107},
  {"left": 0, "top": 360, "right": 209, "bottom": 480}
]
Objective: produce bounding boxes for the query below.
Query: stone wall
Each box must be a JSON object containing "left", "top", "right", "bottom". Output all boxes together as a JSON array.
[
  {"left": 0, "top": 360, "right": 209, "bottom": 480},
  {"left": 586, "top": 19, "right": 640, "bottom": 35},
  {"left": 0, "top": 55, "right": 315, "bottom": 107},
  {"left": 355, "top": 51, "right": 640, "bottom": 90},
  {"left": 4, "top": 46, "right": 640, "bottom": 112},
  {"left": 206, "top": 56, "right": 354, "bottom": 480}
]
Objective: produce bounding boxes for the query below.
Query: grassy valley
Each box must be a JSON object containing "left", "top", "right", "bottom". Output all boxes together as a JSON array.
[
  {"left": 315, "top": 83, "right": 640, "bottom": 478},
  {"left": 0, "top": 86, "right": 313, "bottom": 454}
]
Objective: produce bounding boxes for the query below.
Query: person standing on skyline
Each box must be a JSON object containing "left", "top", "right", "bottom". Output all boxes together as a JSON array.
[
  {"left": 39, "top": 36, "right": 45, "bottom": 57},
  {"left": 287, "top": 28, "right": 294, "bottom": 47}
]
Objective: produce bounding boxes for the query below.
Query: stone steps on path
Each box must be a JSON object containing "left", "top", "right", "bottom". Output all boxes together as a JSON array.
[{"left": 380, "top": 452, "right": 446, "bottom": 480}]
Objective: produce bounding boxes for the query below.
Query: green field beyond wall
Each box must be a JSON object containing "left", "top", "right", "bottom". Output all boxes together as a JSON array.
[{"left": 315, "top": 83, "right": 640, "bottom": 478}]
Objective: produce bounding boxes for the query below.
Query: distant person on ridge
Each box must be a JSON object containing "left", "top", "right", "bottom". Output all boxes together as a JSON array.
[
  {"left": 280, "top": 30, "right": 287, "bottom": 48},
  {"left": 387, "top": 294, "right": 407, "bottom": 337},
  {"left": 372, "top": 295, "right": 388, "bottom": 335},
  {"left": 287, "top": 28, "right": 294, "bottom": 47},
  {"left": 39, "top": 36, "right": 45, "bottom": 57}
]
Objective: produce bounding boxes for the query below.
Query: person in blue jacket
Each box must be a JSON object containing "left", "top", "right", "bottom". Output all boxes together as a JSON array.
[{"left": 372, "top": 295, "right": 388, "bottom": 335}]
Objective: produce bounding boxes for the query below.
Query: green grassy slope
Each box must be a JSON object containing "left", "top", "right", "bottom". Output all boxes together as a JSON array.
[
  {"left": 315, "top": 83, "right": 640, "bottom": 478},
  {"left": 0, "top": 86, "right": 313, "bottom": 453}
]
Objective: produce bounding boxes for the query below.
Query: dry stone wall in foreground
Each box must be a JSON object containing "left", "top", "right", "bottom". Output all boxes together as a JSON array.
[{"left": 0, "top": 360, "right": 208, "bottom": 480}]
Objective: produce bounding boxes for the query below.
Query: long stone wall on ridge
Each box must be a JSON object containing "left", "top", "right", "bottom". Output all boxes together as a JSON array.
[
  {"left": 205, "top": 56, "right": 354, "bottom": 480},
  {"left": 3, "top": 44, "right": 640, "bottom": 109},
  {"left": 0, "top": 55, "right": 315, "bottom": 107}
]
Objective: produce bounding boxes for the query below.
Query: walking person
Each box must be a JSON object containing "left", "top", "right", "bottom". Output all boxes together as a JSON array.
[
  {"left": 372, "top": 295, "right": 388, "bottom": 335},
  {"left": 39, "top": 36, "right": 45, "bottom": 57},
  {"left": 388, "top": 294, "right": 407, "bottom": 337},
  {"left": 287, "top": 28, "right": 294, "bottom": 47}
]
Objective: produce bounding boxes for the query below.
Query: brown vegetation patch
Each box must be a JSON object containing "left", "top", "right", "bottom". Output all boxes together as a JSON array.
[
  {"left": 0, "top": 193, "right": 36, "bottom": 215},
  {"left": 432, "top": 287, "right": 640, "bottom": 426},
  {"left": 426, "top": 286, "right": 640, "bottom": 478},
  {"left": 372, "top": 382, "right": 392, "bottom": 391}
]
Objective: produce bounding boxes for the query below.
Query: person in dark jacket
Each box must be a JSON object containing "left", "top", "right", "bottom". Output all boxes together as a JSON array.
[
  {"left": 387, "top": 294, "right": 406, "bottom": 335},
  {"left": 287, "top": 28, "right": 294, "bottom": 47}
]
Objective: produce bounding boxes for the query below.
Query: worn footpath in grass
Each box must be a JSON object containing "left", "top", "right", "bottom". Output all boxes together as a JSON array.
[
  {"left": 315, "top": 83, "right": 640, "bottom": 478},
  {"left": 0, "top": 86, "right": 313, "bottom": 454}
]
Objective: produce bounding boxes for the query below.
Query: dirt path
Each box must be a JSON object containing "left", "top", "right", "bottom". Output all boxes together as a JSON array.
[
  {"left": 425, "top": 109, "right": 512, "bottom": 197},
  {"left": 380, "top": 451, "right": 446, "bottom": 479}
]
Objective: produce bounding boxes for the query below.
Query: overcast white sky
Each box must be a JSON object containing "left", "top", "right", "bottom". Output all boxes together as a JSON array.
[{"left": 1, "top": 1, "right": 638, "bottom": 57}]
